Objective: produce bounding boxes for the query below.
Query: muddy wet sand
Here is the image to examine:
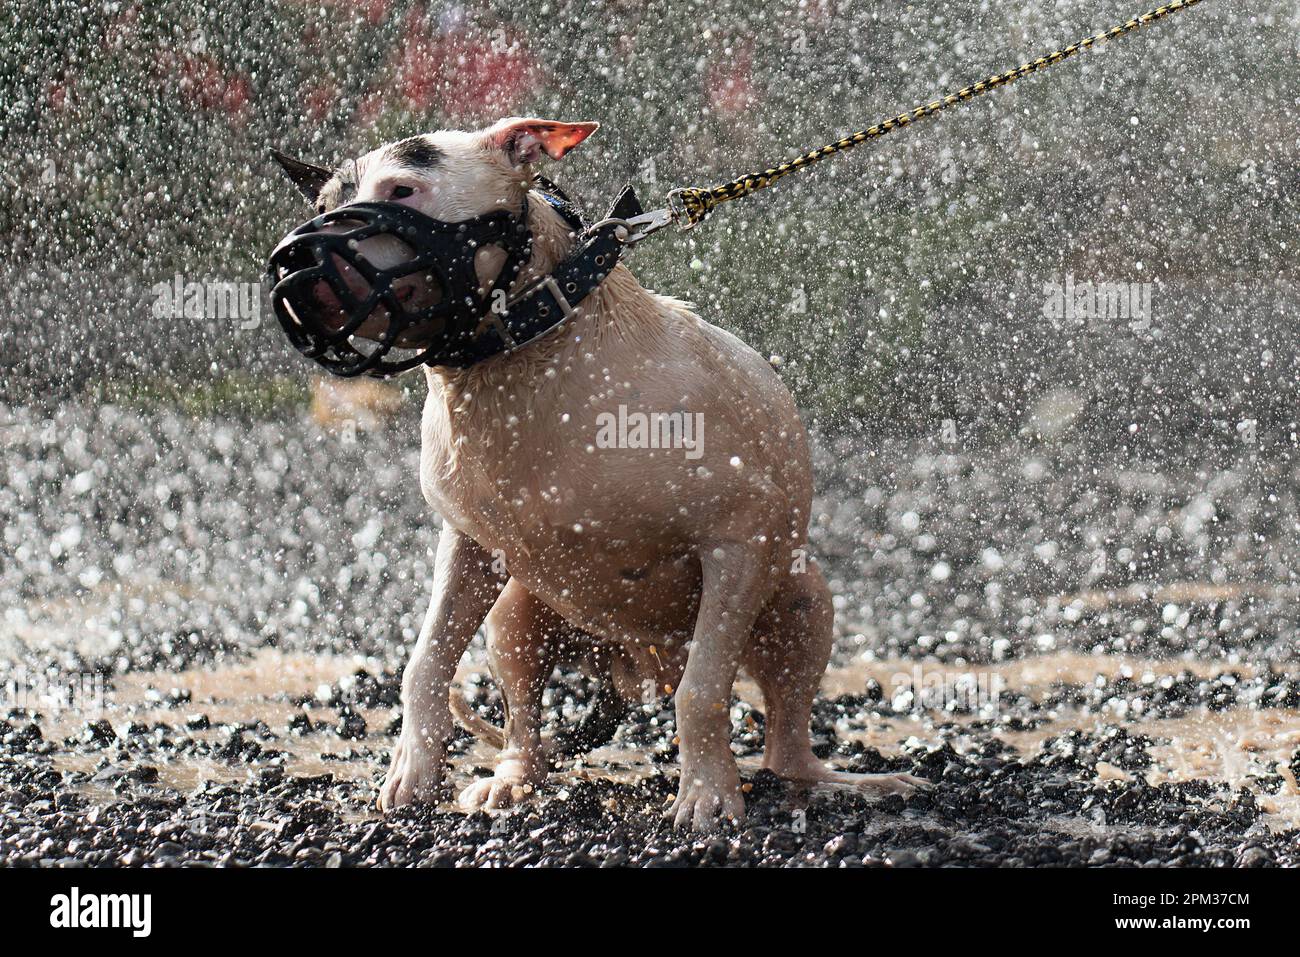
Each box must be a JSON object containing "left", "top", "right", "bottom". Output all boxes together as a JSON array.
[{"left": 2, "top": 403, "right": 1298, "bottom": 866}]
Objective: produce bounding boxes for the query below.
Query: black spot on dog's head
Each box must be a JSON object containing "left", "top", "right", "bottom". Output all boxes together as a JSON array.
[{"left": 388, "top": 136, "right": 445, "bottom": 171}]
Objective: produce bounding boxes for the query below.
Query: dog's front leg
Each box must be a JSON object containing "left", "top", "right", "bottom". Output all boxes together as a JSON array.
[
  {"left": 379, "top": 525, "right": 503, "bottom": 811},
  {"left": 669, "top": 539, "right": 769, "bottom": 831}
]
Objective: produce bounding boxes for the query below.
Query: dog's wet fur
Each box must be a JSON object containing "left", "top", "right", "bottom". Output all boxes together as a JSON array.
[{"left": 273, "top": 118, "right": 926, "bottom": 830}]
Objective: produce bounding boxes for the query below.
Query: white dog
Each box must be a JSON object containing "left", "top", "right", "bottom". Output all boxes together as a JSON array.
[{"left": 274, "top": 117, "right": 926, "bottom": 829}]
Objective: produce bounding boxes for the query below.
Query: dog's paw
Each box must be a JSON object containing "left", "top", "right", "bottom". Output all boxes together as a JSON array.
[
  {"left": 458, "top": 757, "right": 545, "bottom": 811},
  {"left": 377, "top": 739, "right": 446, "bottom": 812},
  {"left": 458, "top": 776, "right": 535, "bottom": 811},
  {"left": 667, "top": 766, "right": 746, "bottom": 832}
]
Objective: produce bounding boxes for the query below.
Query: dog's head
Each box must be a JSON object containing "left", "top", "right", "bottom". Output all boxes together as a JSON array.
[
  {"left": 274, "top": 117, "right": 599, "bottom": 219},
  {"left": 270, "top": 118, "right": 598, "bottom": 349}
]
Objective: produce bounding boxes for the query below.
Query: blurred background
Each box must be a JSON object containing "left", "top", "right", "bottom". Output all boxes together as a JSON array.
[
  {"left": 1, "top": 0, "right": 1294, "bottom": 443},
  {"left": 0, "top": 1, "right": 1297, "bottom": 668}
]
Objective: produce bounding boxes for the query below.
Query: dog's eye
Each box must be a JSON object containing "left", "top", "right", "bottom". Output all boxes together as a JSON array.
[{"left": 391, "top": 185, "right": 415, "bottom": 199}]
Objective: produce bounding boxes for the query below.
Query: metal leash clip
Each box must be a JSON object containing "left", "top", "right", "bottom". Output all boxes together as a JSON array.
[
  {"left": 619, "top": 206, "right": 675, "bottom": 243},
  {"left": 583, "top": 209, "right": 673, "bottom": 245},
  {"left": 583, "top": 183, "right": 678, "bottom": 247},
  {"left": 626, "top": 187, "right": 711, "bottom": 236},
  {"left": 583, "top": 184, "right": 711, "bottom": 245}
]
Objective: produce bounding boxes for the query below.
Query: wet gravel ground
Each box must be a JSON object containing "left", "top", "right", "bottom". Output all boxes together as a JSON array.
[{"left": 2, "top": 398, "right": 1299, "bottom": 867}]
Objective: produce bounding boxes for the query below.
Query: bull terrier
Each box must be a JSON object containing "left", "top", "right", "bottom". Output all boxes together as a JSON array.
[{"left": 273, "top": 117, "right": 926, "bottom": 830}]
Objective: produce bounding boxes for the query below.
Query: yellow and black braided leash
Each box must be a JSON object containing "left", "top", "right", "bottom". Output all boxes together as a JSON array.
[{"left": 668, "top": 0, "right": 1207, "bottom": 229}]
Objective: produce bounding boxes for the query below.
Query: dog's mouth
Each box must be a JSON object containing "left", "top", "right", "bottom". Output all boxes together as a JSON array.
[
  {"left": 298, "top": 260, "right": 444, "bottom": 350},
  {"left": 275, "top": 220, "right": 447, "bottom": 349}
]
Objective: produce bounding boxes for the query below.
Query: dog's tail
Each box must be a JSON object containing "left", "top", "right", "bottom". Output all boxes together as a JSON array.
[
  {"left": 448, "top": 688, "right": 507, "bottom": 749},
  {"left": 448, "top": 680, "right": 626, "bottom": 757}
]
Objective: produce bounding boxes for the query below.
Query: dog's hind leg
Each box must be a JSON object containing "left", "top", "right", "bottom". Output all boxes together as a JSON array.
[
  {"left": 745, "top": 562, "right": 929, "bottom": 795},
  {"left": 458, "top": 579, "right": 561, "bottom": 810}
]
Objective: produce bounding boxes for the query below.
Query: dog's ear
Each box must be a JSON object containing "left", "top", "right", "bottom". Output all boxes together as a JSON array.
[
  {"left": 484, "top": 118, "right": 599, "bottom": 167},
  {"left": 270, "top": 148, "right": 332, "bottom": 204}
]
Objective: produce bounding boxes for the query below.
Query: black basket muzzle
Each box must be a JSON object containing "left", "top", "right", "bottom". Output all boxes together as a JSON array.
[{"left": 266, "top": 199, "right": 531, "bottom": 377}]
